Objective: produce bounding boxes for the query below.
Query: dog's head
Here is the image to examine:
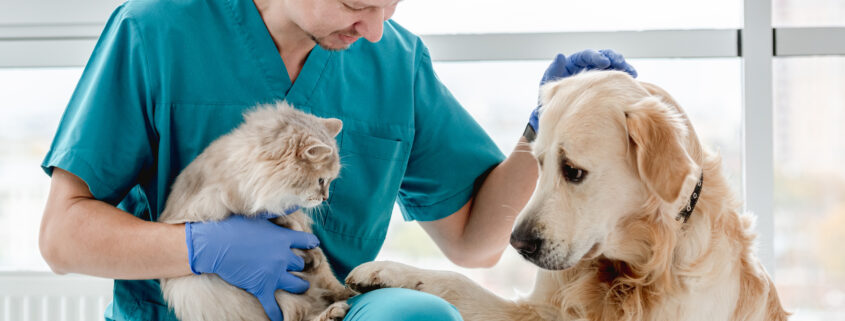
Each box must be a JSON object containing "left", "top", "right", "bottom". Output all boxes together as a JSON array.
[{"left": 511, "top": 71, "right": 701, "bottom": 270}]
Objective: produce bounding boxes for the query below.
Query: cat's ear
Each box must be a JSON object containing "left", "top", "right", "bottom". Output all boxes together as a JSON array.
[
  {"left": 299, "top": 137, "right": 334, "bottom": 161},
  {"left": 323, "top": 118, "right": 342, "bottom": 137}
]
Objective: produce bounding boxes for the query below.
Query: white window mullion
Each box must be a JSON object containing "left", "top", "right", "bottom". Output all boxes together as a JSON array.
[{"left": 742, "top": 0, "right": 775, "bottom": 273}]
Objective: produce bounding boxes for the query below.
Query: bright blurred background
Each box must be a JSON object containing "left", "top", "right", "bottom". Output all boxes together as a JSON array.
[{"left": 1, "top": 0, "right": 844, "bottom": 320}]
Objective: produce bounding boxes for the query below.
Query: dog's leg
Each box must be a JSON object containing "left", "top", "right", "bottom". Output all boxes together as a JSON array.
[{"left": 346, "top": 261, "right": 557, "bottom": 321}]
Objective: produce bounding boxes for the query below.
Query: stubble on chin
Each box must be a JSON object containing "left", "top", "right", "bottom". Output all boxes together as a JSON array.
[{"left": 308, "top": 34, "right": 346, "bottom": 51}]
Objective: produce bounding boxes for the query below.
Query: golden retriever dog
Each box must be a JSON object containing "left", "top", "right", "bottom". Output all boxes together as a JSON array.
[{"left": 345, "top": 71, "right": 789, "bottom": 321}]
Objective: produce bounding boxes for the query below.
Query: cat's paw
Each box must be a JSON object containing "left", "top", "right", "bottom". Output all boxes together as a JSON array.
[
  {"left": 312, "top": 301, "right": 349, "bottom": 321},
  {"left": 300, "top": 247, "right": 325, "bottom": 272},
  {"left": 345, "top": 261, "right": 423, "bottom": 293}
]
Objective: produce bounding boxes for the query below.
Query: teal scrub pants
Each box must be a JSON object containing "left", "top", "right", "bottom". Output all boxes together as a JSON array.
[{"left": 344, "top": 288, "right": 463, "bottom": 321}]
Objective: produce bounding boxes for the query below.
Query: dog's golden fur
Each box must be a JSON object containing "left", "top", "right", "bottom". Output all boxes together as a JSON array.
[{"left": 346, "top": 71, "right": 789, "bottom": 321}]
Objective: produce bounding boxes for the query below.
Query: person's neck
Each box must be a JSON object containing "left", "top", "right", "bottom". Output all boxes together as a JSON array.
[{"left": 252, "top": 0, "right": 316, "bottom": 82}]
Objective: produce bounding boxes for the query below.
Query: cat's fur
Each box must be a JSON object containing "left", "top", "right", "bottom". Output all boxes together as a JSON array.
[{"left": 158, "top": 101, "right": 354, "bottom": 321}]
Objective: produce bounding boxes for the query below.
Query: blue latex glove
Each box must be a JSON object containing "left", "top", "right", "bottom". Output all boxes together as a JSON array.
[
  {"left": 186, "top": 208, "right": 316, "bottom": 321},
  {"left": 527, "top": 49, "right": 637, "bottom": 134}
]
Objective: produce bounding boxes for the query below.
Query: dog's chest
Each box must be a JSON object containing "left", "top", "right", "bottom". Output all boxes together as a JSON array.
[{"left": 652, "top": 273, "right": 740, "bottom": 321}]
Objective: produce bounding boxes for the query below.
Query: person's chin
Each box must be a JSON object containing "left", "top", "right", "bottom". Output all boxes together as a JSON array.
[
  {"left": 315, "top": 35, "right": 358, "bottom": 51},
  {"left": 318, "top": 42, "right": 351, "bottom": 51}
]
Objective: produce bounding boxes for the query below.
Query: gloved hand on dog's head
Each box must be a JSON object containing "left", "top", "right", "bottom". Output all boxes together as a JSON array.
[{"left": 525, "top": 49, "right": 637, "bottom": 141}]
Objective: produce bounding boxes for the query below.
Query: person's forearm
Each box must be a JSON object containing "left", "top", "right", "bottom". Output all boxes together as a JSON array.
[
  {"left": 40, "top": 196, "right": 193, "bottom": 279},
  {"left": 463, "top": 137, "right": 538, "bottom": 264}
]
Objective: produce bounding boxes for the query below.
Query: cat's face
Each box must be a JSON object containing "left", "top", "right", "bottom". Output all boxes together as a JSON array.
[
  {"left": 292, "top": 130, "right": 342, "bottom": 207},
  {"left": 241, "top": 103, "right": 342, "bottom": 213}
]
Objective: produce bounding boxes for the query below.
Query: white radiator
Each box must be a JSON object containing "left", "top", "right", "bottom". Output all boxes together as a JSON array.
[{"left": 0, "top": 272, "right": 112, "bottom": 321}]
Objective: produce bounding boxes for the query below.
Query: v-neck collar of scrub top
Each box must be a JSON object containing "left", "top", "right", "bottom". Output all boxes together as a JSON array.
[{"left": 228, "top": 0, "right": 332, "bottom": 107}]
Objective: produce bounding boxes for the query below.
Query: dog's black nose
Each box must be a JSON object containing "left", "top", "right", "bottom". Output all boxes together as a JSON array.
[{"left": 510, "top": 232, "right": 542, "bottom": 258}]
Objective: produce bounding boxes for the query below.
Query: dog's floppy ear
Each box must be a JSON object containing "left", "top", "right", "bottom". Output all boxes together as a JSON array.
[{"left": 626, "top": 97, "right": 696, "bottom": 203}]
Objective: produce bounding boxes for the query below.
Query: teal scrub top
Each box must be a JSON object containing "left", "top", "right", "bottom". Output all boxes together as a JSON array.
[{"left": 41, "top": 0, "right": 504, "bottom": 320}]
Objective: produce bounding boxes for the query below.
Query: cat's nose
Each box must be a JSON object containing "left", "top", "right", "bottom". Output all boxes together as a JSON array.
[{"left": 321, "top": 187, "right": 329, "bottom": 202}]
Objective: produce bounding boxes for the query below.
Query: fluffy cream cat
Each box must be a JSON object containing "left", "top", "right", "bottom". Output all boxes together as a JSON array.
[{"left": 158, "top": 101, "right": 354, "bottom": 321}]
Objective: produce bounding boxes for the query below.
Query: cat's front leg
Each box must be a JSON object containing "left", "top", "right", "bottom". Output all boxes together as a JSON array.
[
  {"left": 293, "top": 247, "right": 325, "bottom": 272},
  {"left": 311, "top": 301, "right": 349, "bottom": 321}
]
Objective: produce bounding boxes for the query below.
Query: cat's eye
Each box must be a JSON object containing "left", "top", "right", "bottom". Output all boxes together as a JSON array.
[
  {"left": 318, "top": 178, "right": 325, "bottom": 185},
  {"left": 562, "top": 162, "right": 587, "bottom": 183}
]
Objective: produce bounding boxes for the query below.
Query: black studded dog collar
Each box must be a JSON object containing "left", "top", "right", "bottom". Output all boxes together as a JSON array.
[{"left": 678, "top": 173, "right": 703, "bottom": 223}]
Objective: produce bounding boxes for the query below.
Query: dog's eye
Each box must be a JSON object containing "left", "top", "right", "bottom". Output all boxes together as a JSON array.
[{"left": 562, "top": 163, "right": 587, "bottom": 183}]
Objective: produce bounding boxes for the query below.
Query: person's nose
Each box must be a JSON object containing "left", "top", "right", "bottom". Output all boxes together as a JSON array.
[{"left": 354, "top": 7, "right": 386, "bottom": 43}]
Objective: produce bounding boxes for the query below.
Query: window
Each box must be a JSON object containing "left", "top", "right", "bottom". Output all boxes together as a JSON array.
[
  {"left": 773, "top": 56, "right": 845, "bottom": 319},
  {"left": 0, "top": 67, "right": 82, "bottom": 271},
  {"left": 392, "top": 0, "right": 742, "bottom": 34},
  {"left": 773, "top": 0, "right": 845, "bottom": 27}
]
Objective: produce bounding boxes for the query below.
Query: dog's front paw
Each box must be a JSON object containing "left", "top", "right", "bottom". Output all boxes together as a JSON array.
[{"left": 345, "top": 261, "right": 422, "bottom": 294}]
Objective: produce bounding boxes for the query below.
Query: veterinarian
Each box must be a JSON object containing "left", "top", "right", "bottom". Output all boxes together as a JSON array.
[{"left": 38, "top": 0, "right": 637, "bottom": 320}]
